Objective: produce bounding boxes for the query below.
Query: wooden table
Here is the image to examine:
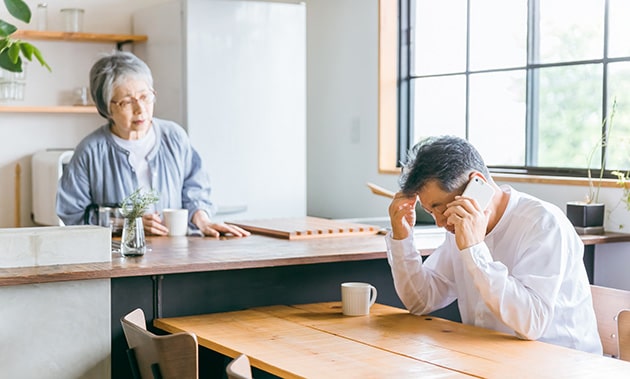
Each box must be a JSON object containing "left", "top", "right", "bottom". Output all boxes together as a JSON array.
[{"left": 154, "top": 302, "right": 630, "bottom": 379}]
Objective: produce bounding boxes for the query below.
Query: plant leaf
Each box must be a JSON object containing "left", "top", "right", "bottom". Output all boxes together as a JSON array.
[
  {"left": 0, "top": 20, "right": 18, "bottom": 37},
  {"left": 7, "top": 41, "right": 19, "bottom": 63},
  {"left": 4, "top": 0, "right": 32, "bottom": 23},
  {"left": 120, "top": 188, "right": 160, "bottom": 219},
  {"left": 0, "top": 48, "right": 22, "bottom": 72},
  {"left": 19, "top": 40, "right": 32, "bottom": 60},
  {"left": 29, "top": 43, "right": 51, "bottom": 71}
]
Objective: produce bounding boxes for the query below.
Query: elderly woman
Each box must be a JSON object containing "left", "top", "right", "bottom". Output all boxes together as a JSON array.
[{"left": 56, "top": 51, "right": 249, "bottom": 238}]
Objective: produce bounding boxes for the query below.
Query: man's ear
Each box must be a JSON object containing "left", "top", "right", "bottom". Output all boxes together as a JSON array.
[{"left": 468, "top": 171, "right": 487, "bottom": 183}]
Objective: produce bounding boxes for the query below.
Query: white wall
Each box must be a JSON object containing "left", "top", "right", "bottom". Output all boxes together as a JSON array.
[{"left": 306, "top": 0, "right": 400, "bottom": 220}]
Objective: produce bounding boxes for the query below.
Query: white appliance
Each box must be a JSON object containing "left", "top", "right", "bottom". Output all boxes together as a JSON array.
[
  {"left": 31, "top": 149, "right": 74, "bottom": 226},
  {"left": 133, "top": 0, "right": 306, "bottom": 221}
]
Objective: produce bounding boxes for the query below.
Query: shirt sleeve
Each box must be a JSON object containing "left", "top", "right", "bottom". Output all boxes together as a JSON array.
[
  {"left": 180, "top": 141, "right": 215, "bottom": 223},
  {"left": 460, "top": 226, "right": 570, "bottom": 340},
  {"left": 56, "top": 151, "right": 93, "bottom": 226},
  {"left": 386, "top": 233, "right": 457, "bottom": 315}
]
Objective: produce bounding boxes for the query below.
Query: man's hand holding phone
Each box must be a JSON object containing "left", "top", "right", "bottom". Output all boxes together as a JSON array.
[{"left": 446, "top": 176, "right": 495, "bottom": 250}]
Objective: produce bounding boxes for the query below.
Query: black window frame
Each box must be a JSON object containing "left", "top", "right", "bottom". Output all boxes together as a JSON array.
[{"left": 397, "top": 0, "right": 626, "bottom": 179}]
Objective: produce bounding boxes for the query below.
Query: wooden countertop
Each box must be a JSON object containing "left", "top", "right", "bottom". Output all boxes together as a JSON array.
[
  {"left": 580, "top": 231, "right": 630, "bottom": 245},
  {"left": 0, "top": 229, "right": 627, "bottom": 287},
  {"left": 0, "top": 234, "right": 389, "bottom": 286}
]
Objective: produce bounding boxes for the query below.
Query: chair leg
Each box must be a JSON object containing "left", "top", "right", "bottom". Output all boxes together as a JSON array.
[
  {"left": 126, "top": 348, "right": 141, "bottom": 379},
  {"left": 151, "top": 363, "right": 163, "bottom": 379}
]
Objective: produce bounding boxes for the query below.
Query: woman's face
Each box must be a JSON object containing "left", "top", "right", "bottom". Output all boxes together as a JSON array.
[{"left": 109, "top": 78, "right": 155, "bottom": 140}]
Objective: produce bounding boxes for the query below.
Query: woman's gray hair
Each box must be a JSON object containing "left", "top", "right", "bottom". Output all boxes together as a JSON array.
[{"left": 89, "top": 50, "right": 154, "bottom": 119}]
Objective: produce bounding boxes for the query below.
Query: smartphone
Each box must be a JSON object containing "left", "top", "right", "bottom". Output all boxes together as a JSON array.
[{"left": 461, "top": 177, "right": 495, "bottom": 210}]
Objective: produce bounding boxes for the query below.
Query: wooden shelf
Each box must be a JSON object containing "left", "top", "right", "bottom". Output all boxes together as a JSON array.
[
  {"left": 12, "top": 30, "right": 147, "bottom": 44},
  {"left": 0, "top": 105, "right": 98, "bottom": 114},
  {"left": 3, "top": 31, "right": 147, "bottom": 114}
]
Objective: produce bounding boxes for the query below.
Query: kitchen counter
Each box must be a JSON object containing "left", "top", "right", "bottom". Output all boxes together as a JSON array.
[
  {"left": 0, "top": 229, "right": 627, "bottom": 287},
  {"left": 0, "top": 226, "right": 111, "bottom": 379},
  {"left": 0, "top": 233, "right": 390, "bottom": 286}
]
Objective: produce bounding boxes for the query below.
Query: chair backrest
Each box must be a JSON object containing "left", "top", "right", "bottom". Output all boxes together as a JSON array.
[
  {"left": 590, "top": 285, "right": 630, "bottom": 358},
  {"left": 226, "top": 354, "right": 253, "bottom": 379},
  {"left": 121, "top": 308, "right": 199, "bottom": 379},
  {"left": 618, "top": 309, "right": 630, "bottom": 361}
]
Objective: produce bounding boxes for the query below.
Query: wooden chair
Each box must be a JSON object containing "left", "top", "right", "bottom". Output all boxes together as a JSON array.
[
  {"left": 226, "top": 354, "right": 253, "bottom": 379},
  {"left": 618, "top": 309, "right": 630, "bottom": 361},
  {"left": 121, "top": 308, "right": 199, "bottom": 379},
  {"left": 590, "top": 285, "right": 630, "bottom": 358}
]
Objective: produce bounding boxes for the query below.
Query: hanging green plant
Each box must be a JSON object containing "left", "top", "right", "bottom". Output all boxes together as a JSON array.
[{"left": 0, "top": 0, "right": 50, "bottom": 72}]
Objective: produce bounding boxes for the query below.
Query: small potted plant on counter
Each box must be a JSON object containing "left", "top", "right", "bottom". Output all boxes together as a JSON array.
[
  {"left": 566, "top": 100, "right": 617, "bottom": 235},
  {"left": 119, "top": 188, "right": 159, "bottom": 257}
]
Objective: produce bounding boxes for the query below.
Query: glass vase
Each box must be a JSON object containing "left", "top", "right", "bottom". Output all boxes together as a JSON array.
[{"left": 121, "top": 217, "right": 146, "bottom": 257}]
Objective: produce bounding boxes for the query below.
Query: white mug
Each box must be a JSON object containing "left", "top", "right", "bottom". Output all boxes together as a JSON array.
[
  {"left": 341, "top": 282, "right": 377, "bottom": 316},
  {"left": 162, "top": 208, "right": 189, "bottom": 236}
]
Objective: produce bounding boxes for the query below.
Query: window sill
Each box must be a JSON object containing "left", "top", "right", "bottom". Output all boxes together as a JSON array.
[{"left": 492, "top": 173, "right": 622, "bottom": 188}]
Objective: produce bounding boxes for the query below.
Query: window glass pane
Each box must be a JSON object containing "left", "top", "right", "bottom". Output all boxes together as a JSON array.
[
  {"left": 536, "top": 65, "right": 603, "bottom": 168},
  {"left": 537, "top": 0, "right": 604, "bottom": 64},
  {"left": 606, "top": 62, "right": 630, "bottom": 170},
  {"left": 413, "top": 0, "right": 467, "bottom": 75},
  {"left": 399, "top": 0, "right": 622, "bottom": 174},
  {"left": 468, "top": 71, "right": 526, "bottom": 166},
  {"left": 608, "top": 0, "right": 630, "bottom": 58},
  {"left": 469, "top": 0, "right": 527, "bottom": 71},
  {"left": 411, "top": 75, "right": 466, "bottom": 142}
]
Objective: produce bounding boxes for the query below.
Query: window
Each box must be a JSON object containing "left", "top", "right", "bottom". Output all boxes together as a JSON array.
[{"left": 395, "top": 0, "right": 630, "bottom": 177}]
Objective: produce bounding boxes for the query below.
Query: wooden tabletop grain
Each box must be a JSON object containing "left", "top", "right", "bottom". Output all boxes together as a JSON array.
[{"left": 154, "top": 302, "right": 630, "bottom": 378}]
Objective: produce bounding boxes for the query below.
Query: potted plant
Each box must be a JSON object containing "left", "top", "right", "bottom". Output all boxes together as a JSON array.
[
  {"left": 119, "top": 188, "right": 159, "bottom": 257},
  {"left": 566, "top": 100, "right": 617, "bottom": 234},
  {"left": 1, "top": 0, "right": 50, "bottom": 72}
]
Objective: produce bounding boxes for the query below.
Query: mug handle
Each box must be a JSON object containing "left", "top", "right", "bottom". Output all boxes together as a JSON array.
[
  {"left": 369, "top": 285, "right": 378, "bottom": 307},
  {"left": 83, "top": 203, "right": 99, "bottom": 225}
]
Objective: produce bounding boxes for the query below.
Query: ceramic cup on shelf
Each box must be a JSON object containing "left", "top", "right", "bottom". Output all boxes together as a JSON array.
[
  {"left": 163, "top": 208, "right": 189, "bottom": 236},
  {"left": 341, "top": 282, "right": 378, "bottom": 316}
]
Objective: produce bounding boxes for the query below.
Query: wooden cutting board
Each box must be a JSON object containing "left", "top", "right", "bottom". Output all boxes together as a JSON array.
[{"left": 229, "top": 216, "right": 380, "bottom": 240}]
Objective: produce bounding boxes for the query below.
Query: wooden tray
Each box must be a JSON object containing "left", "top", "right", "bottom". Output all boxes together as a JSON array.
[{"left": 228, "top": 217, "right": 380, "bottom": 240}]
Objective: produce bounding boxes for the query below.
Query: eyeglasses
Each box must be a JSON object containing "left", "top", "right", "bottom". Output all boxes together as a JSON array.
[
  {"left": 419, "top": 189, "right": 465, "bottom": 217},
  {"left": 420, "top": 204, "right": 448, "bottom": 217},
  {"left": 110, "top": 90, "right": 156, "bottom": 111}
]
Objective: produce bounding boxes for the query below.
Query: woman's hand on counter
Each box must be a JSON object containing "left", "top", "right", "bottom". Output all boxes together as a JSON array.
[
  {"left": 143, "top": 212, "right": 169, "bottom": 236},
  {"left": 192, "top": 210, "right": 251, "bottom": 238}
]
